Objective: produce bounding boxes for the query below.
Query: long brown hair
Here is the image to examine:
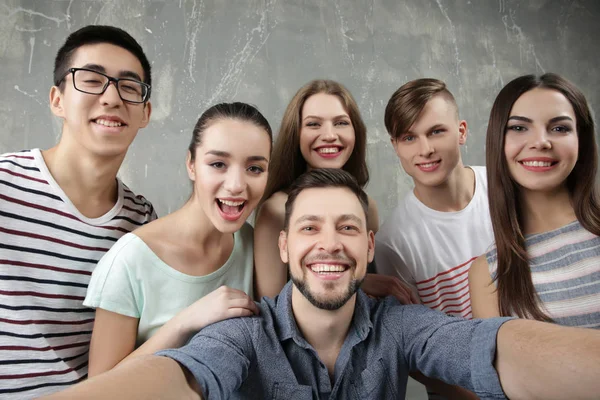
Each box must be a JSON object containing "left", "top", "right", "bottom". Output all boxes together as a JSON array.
[
  {"left": 486, "top": 73, "right": 600, "bottom": 321},
  {"left": 262, "top": 79, "right": 369, "bottom": 202}
]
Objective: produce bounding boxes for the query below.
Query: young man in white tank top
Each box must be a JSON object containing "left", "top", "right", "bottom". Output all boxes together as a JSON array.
[{"left": 375, "top": 78, "right": 494, "bottom": 400}]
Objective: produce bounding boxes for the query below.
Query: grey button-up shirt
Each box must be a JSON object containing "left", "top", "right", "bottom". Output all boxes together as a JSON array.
[{"left": 159, "top": 282, "right": 510, "bottom": 399}]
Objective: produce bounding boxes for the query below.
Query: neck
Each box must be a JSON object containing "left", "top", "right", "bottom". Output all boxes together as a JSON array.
[
  {"left": 42, "top": 137, "right": 126, "bottom": 218},
  {"left": 291, "top": 285, "right": 355, "bottom": 357},
  {"left": 413, "top": 164, "right": 475, "bottom": 212},
  {"left": 170, "top": 198, "right": 228, "bottom": 249},
  {"left": 519, "top": 186, "right": 577, "bottom": 234}
]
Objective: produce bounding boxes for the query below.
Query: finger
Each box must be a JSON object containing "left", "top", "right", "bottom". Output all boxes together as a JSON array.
[
  {"left": 227, "top": 308, "right": 257, "bottom": 319},
  {"left": 410, "top": 291, "right": 421, "bottom": 304},
  {"left": 227, "top": 298, "right": 260, "bottom": 315}
]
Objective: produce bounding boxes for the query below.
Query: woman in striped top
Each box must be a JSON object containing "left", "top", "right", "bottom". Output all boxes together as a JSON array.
[{"left": 469, "top": 73, "right": 600, "bottom": 328}]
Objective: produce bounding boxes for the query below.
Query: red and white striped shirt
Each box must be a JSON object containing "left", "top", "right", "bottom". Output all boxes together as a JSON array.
[
  {"left": 375, "top": 166, "right": 493, "bottom": 319},
  {"left": 0, "top": 149, "right": 156, "bottom": 398}
]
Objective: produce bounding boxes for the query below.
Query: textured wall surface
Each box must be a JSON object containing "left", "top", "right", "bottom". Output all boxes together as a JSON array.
[
  {"left": 1, "top": 0, "right": 599, "bottom": 220},
  {"left": 1, "top": 1, "right": 598, "bottom": 398}
]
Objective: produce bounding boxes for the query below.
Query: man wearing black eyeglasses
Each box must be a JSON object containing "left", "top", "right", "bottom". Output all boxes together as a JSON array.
[{"left": 0, "top": 25, "right": 157, "bottom": 398}]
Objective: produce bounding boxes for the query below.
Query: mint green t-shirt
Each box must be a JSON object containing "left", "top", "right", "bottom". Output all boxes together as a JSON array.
[{"left": 84, "top": 223, "right": 254, "bottom": 347}]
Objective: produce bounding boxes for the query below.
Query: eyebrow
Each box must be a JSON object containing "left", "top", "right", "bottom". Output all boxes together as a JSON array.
[
  {"left": 293, "top": 213, "right": 364, "bottom": 226},
  {"left": 338, "top": 213, "right": 364, "bottom": 226},
  {"left": 294, "top": 215, "right": 323, "bottom": 225},
  {"left": 204, "top": 150, "right": 268, "bottom": 162},
  {"left": 80, "top": 63, "right": 143, "bottom": 82},
  {"left": 405, "top": 123, "right": 445, "bottom": 135},
  {"left": 302, "top": 114, "right": 350, "bottom": 121},
  {"left": 508, "top": 115, "right": 574, "bottom": 124}
]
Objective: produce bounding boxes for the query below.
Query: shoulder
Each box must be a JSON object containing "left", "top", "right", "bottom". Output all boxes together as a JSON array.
[
  {"left": 468, "top": 254, "right": 492, "bottom": 284},
  {"left": 469, "top": 166, "right": 489, "bottom": 186},
  {"left": 366, "top": 194, "right": 379, "bottom": 232},
  {"left": 376, "top": 196, "right": 413, "bottom": 242},
  {"left": 236, "top": 222, "right": 255, "bottom": 250},
  {"left": 0, "top": 149, "right": 41, "bottom": 177},
  {"left": 255, "top": 191, "right": 287, "bottom": 227},
  {"left": 119, "top": 182, "right": 158, "bottom": 223}
]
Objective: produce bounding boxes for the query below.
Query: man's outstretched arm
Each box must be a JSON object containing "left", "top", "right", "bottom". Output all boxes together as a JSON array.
[
  {"left": 496, "top": 319, "right": 600, "bottom": 400},
  {"left": 43, "top": 355, "right": 202, "bottom": 400}
]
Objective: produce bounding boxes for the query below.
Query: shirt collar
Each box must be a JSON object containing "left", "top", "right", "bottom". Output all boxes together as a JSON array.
[{"left": 274, "top": 281, "right": 374, "bottom": 346}]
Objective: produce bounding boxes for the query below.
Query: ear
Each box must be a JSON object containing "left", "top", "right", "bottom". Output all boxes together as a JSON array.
[
  {"left": 278, "top": 230, "right": 289, "bottom": 264},
  {"left": 49, "top": 86, "right": 65, "bottom": 118},
  {"left": 186, "top": 150, "right": 196, "bottom": 181},
  {"left": 367, "top": 230, "right": 375, "bottom": 263},
  {"left": 458, "top": 120, "right": 468, "bottom": 145},
  {"left": 140, "top": 101, "right": 152, "bottom": 128}
]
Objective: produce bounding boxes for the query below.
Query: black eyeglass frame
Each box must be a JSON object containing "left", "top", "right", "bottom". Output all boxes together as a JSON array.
[{"left": 58, "top": 67, "right": 151, "bottom": 104}]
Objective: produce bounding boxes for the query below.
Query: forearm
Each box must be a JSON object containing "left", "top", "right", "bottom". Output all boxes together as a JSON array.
[
  {"left": 120, "top": 316, "right": 191, "bottom": 365},
  {"left": 496, "top": 319, "right": 600, "bottom": 399},
  {"left": 43, "top": 355, "right": 202, "bottom": 400}
]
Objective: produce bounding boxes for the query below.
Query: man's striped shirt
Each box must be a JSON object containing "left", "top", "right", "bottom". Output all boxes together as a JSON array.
[{"left": 0, "top": 149, "right": 156, "bottom": 398}]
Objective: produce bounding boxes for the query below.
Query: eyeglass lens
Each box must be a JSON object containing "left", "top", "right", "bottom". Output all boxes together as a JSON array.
[{"left": 73, "top": 70, "right": 146, "bottom": 103}]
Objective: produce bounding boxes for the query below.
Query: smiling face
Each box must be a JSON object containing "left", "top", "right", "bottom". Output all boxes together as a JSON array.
[
  {"left": 50, "top": 43, "right": 151, "bottom": 158},
  {"left": 187, "top": 118, "right": 271, "bottom": 233},
  {"left": 278, "top": 187, "right": 374, "bottom": 310},
  {"left": 299, "top": 93, "right": 356, "bottom": 170},
  {"left": 504, "top": 88, "right": 579, "bottom": 194},
  {"left": 391, "top": 95, "right": 467, "bottom": 189}
]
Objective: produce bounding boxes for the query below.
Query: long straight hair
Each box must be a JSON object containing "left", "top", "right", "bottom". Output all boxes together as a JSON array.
[
  {"left": 486, "top": 73, "right": 600, "bottom": 321},
  {"left": 262, "top": 79, "right": 369, "bottom": 202}
]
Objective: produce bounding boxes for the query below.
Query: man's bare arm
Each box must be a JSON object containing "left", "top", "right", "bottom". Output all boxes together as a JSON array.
[
  {"left": 497, "top": 320, "right": 600, "bottom": 399},
  {"left": 43, "top": 355, "right": 202, "bottom": 400}
]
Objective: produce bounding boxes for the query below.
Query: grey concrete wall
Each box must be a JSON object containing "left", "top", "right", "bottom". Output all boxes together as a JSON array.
[
  {"left": 1, "top": 0, "right": 599, "bottom": 220},
  {"left": 2, "top": 1, "right": 598, "bottom": 398}
]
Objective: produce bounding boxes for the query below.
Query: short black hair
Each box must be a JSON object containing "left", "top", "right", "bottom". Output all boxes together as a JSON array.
[
  {"left": 283, "top": 169, "right": 369, "bottom": 231},
  {"left": 53, "top": 25, "right": 152, "bottom": 98}
]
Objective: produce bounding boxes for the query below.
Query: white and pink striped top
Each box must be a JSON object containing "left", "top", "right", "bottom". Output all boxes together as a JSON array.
[{"left": 376, "top": 166, "right": 494, "bottom": 319}]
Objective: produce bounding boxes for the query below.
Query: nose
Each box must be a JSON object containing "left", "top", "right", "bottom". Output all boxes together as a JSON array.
[
  {"left": 321, "top": 122, "right": 337, "bottom": 141},
  {"left": 223, "top": 168, "right": 246, "bottom": 194},
  {"left": 317, "top": 226, "right": 343, "bottom": 254},
  {"left": 419, "top": 137, "right": 434, "bottom": 157},
  {"left": 99, "top": 81, "right": 123, "bottom": 107},
  {"left": 529, "top": 127, "right": 552, "bottom": 150}
]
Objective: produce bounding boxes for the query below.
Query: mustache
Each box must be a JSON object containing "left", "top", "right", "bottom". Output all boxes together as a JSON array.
[{"left": 302, "top": 252, "right": 356, "bottom": 267}]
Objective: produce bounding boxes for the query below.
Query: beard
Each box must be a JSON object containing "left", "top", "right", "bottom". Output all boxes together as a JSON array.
[{"left": 289, "top": 252, "right": 365, "bottom": 311}]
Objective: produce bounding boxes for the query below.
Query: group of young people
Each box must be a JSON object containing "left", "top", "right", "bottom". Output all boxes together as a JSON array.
[{"left": 1, "top": 24, "right": 599, "bottom": 400}]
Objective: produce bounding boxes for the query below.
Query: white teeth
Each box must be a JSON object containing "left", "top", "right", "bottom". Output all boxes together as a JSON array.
[
  {"left": 310, "top": 264, "right": 346, "bottom": 273},
  {"left": 522, "top": 161, "right": 552, "bottom": 167},
  {"left": 95, "top": 119, "right": 123, "bottom": 127},
  {"left": 219, "top": 199, "right": 245, "bottom": 206},
  {"left": 317, "top": 147, "right": 340, "bottom": 154},
  {"left": 419, "top": 162, "right": 439, "bottom": 168}
]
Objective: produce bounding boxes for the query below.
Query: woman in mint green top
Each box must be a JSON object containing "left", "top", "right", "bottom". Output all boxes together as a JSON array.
[{"left": 84, "top": 103, "right": 272, "bottom": 376}]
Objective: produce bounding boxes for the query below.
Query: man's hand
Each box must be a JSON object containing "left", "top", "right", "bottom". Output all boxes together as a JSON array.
[{"left": 362, "top": 273, "right": 420, "bottom": 304}]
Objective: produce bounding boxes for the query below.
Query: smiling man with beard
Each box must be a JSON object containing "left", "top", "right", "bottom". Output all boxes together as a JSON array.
[{"left": 46, "top": 169, "right": 600, "bottom": 400}]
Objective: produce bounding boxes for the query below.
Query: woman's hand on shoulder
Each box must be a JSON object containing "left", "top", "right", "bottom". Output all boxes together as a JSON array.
[
  {"left": 174, "top": 286, "right": 259, "bottom": 335},
  {"left": 361, "top": 273, "right": 420, "bottom": 304}
]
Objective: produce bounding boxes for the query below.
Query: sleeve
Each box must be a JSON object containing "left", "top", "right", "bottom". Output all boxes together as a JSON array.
[
  {"left": 157, "top": 318, "right": 255, "bottom": 400},
  {"left": 83, "top": 237, "right": 141, "bottom": 318},
  {"left": 374, "top": 234, "right": 418, "bottom": 294},
  {"left": 385, "top": 303, "right": 511, "bottom": 399}
]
